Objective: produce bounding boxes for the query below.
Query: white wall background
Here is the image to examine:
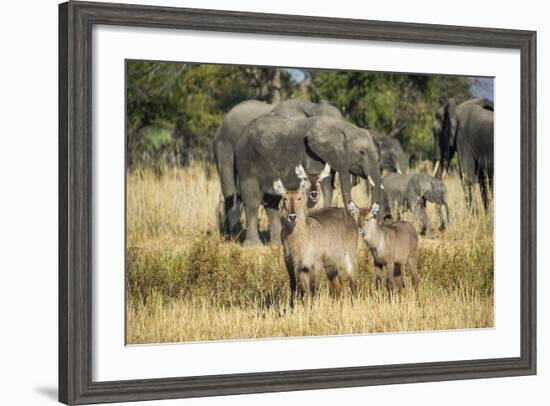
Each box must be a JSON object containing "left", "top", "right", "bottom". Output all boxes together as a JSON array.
[{"left": 0, "top": 0, "right": 546, "bottom": 405}]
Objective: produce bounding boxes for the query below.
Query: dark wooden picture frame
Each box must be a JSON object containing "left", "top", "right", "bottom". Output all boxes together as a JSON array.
[{"left": 59, "top": 1, "right": 536, "bottom": 404}]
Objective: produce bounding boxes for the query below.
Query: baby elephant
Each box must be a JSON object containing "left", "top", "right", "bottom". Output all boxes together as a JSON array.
[
  {"left": 382, "top": 173, "right": 450, "bottom": 237},
  {"left": 359, "top": 203, "right": 419, "bottom": 296}
]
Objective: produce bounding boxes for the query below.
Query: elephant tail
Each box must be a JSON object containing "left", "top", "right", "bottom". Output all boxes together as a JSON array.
[{"left": 213, "top": 127, "right": 238, "bottom": 199}]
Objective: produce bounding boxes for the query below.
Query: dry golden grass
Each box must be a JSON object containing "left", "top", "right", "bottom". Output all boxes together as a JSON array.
[
  {"left": 126, "top": 163, "right": 494, "bottom": 344},
  {"left": 127, "top": 289, "right": 492, "bottom": 344}
]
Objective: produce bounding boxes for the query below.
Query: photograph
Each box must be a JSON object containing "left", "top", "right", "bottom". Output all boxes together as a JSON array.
[{"left": 125, "top": 61, "right": 495, "bottom": 344}]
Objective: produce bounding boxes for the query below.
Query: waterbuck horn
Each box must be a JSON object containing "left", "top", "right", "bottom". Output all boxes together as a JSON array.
[
  {"left": 273, "top": 179, "right": 286, "bottom": 195},
  {"left": 295, "top": 165, "right": 308, "bottom": 180},
  {"left": 319, "top": 163, "right": 331, "bottom": 181}
]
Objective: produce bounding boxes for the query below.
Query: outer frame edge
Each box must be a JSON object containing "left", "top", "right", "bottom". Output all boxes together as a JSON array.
[{"left": 61, "top": 1, "right": 537, "bottom": 404}]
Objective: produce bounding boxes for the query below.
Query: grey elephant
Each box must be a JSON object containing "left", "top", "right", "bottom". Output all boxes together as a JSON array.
[
  {"left": 433, "top": 98, "right": 494, "bottom": 210},
  {"left": 213, "top": 100, "right": 275, "bottom": 236},
  {"left": 371, "top": 130, "right": 406, "bottom": 174},
  {"left": 213, "top": 99, "right": 343, "bottom": 237},
  {"left": 382, "top": 173, "right": 450, "bottom": 236},
  {"left": 271, "top": 98, "right": 343, "bottom": 120},
  {"left": 235, "top": 114, "right": 385, "bottom": 246}
]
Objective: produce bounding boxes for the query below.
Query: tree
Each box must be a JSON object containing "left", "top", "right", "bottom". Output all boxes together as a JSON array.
[
  {"left": 126, "top": 61, "right": 474, "bottom": 169},
  {"left": 238, "top": 67, "right": 291, "bottom": 103},
  {"left": 126, "top": 61, "right": 299, "bottom": 169},
  {"left": 311, "top": 71, "right": 471, "bottom": 158}
]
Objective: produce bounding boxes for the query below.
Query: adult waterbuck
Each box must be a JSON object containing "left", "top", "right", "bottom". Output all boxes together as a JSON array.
[
  {"left": 358, "top": 203, "right": 419, "bottom": 297},
  {"left": 273, "top": 166, "right": 359, "bottom": 307}
]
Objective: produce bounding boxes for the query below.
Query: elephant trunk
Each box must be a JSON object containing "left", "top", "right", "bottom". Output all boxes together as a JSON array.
[
  {"left": 362, "top": 157, "right": 391, "bottom": 220},
  {"left": 339, "top": 171, "right": 354, "bottom": 212},
  {"left": 440, "top": 194, "right": 450, "bottom": 230}
]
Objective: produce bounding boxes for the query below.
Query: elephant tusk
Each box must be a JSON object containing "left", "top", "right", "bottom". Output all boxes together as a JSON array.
[
  {"left": 432, "top": 161, "right": 440, "bottom": 177},
  {"left": 442, "top": 167, "right": 448, "bottom": 179},
  {"left": 367, "top": 175, "right": 376, "bottom": 187},
  {"left": 396, "top": 167, "right": 403, "bottom": 174}
]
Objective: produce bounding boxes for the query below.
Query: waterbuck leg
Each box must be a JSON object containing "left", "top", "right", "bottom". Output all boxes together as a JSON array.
[
  {"left": 394, "top": 263, "right": 404, "bottom": 294},
  {"left": 408, "top": 256, "right": 419, "bottom": 293},
  {"left": 309, "top": 270, "right": 321, "bottom": 299},
  {"left": 326, "top": 265, "right": 342, "bottom": 298},
  {"left": 286, "top": 257, "right": 297, "bottom": 309},
  {"left": 386, "top": 263, "right": 395, "bottom": 300},
  {"left": 297, "top": 268, "right": 309, "bottom": 304},
  {"left": 345, "top": 257, "right": 358, "bottom": 298},
  {"left": 374, "top": 261, "right": 384, "bottom": 293}
]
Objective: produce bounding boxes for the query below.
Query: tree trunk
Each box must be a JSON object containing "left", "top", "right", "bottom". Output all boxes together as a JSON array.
[{"left": 270, "top": 68, "right": 282, "bottom": 104}]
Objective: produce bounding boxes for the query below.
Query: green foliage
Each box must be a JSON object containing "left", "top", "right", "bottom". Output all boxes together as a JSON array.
[
  {"left": 312, "top": 71, "right": 472, "bottom": 158},
  {"left": 127, "top": 60, "right": 475, "bottom": 168},
  {"left": 127, "top": 62, "right": 294, "bottom": 169}
]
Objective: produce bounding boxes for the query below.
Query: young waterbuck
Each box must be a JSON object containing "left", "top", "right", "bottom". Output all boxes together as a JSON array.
[
  {"left": 358, "top": 203, "right": 419, "bottom": 297},
  {"left": 274, "top": 166, "right": 359, "bottom": 306}
]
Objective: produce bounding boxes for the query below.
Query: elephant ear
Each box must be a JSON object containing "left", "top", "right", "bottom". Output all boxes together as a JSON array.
[
  {"left": 370, "top": 130, "right": 383, "bottom": 162},
  {"left": 435, "top": 106, "right": 445, "bottom": 121},
  {"left": 479, "top": 98, "right": 494, "bottom": 111},
  {"left": 305, "top": 121, "right": 348, "bottom": 170},
  {"left": 446, "top": 98, "right": 457, "bottom": 117}
]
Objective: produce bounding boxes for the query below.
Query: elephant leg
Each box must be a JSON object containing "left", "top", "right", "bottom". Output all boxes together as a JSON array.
[
  {"left": 339, "top": 172, "right": 354, "bottom": 209},
  {"left": 464, "top": 180, "right": 474, "bottom": 211},
  {"left": 214, "top": 141, "right": 241, "bottom": 237},
  {"left": 479, "top": 172, "right": 491, "bottom": 213},
  {"left": 416, "top": 199, "right": 432, "bottom": 237},
  {"left": 243, "top": 203, "right": 262, "bottom": 246},
  {"left": 240, "top": 178, "right": 263, "bottom": 246},
  {"left": 223, "top": 195, "right": 241, "bottom": 237},
  {"left": 321, "top": 176, "right": 334, "bottom": 207},
  {"left": 263, "top": 193, "right": 282, "bottom": 244},
  {"left": 440, "top": 202, "right": 450, "bottom": 231}
]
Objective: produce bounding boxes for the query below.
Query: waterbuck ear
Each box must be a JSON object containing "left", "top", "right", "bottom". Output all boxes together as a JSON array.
[
  {"left": 370, "top": 203, "right": 380, "bottom": 218},
  {"left": 319, "top": 163, "right": 331, "bottom": 181},
  {"left": 273, "top": 179, "right": 286, "bottom": 195},
  {"left": 295, "top": 164, "right": 308, "bottom": 180}
]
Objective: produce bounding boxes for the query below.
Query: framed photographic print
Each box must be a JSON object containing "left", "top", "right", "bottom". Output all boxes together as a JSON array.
[{"left": 59, "top": 1, "right": 536, "bottom": 404}]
